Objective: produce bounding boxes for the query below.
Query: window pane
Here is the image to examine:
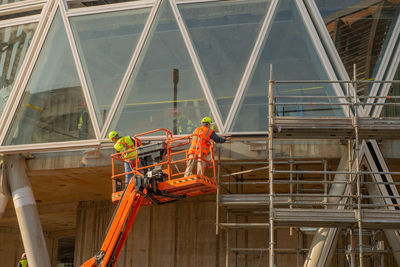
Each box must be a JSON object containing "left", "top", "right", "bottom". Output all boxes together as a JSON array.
[
  {"left": 109, "top": 0, "right": 211, "bottom": 136},
  {"left": 382, "top": 67, "right": 400, "bottom": 117},
  {"left": 178, "top": 0, "right": 271, "bottom": 121},
  {"left": 315, "top": 0, "right": 400, "bottom": 96},
  {"left": 4, "top": 11, "right": 95, "bottom": 145},
  {"left": 70, "top": 8, "right": 151, "bottom": 129},
  {"left": 0, "top": 22, "right": 37, "bottom": 117},
  {"left": 231, "top": 0, "right": 343, "bottom": 132}
]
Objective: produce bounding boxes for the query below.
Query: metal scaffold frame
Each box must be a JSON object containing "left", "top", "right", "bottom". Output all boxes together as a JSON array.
[{"left": 217, "top": 65, "right": 400, "bottom": 267}]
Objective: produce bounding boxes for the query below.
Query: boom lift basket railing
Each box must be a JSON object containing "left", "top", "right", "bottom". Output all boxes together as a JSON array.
[{"left": 81, "top": 128, "right": 217, "bottom": 267}]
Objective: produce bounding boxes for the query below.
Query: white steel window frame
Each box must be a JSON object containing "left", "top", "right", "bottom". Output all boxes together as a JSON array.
[
  {"left": 172, "top": 0, "right": 224, "bottom": 133},
  {"left": 60, "top": 0, "right": 101, "bottom": 139},
  {"left": 305, "top": 0, "right": 400, "bottom": 118},
  {"left": 363, "top": 6, "right": 400, "bottom": 117},
  {"left": 223, "top": 0, "right": 278, "bottom": 134},
  {"left": 0, "top": 0, "right": 104, "bottom": 153},
  {"left": 0, "top": 0, "right": 57, "bottom": 149},
  {"left": 225, "top": 0, "right": 347, "bottom": 134},
  {"left": 304, "top": 0, "right": 357, "bottom": 117},
  {"left": 98, "top": 0, "right": 162, "bottom": 141},
  {"left": 0, "top": 0, "right": 45, "bottom": 17},
  {"left": 296, "top": 0, "right": 349, "bottom": 116},
  {"left": 66, "top": 0, "right": 155, "bottom": 17},
  {"left": 371, "top": 18, "right": 400, "bottom": 118},
  {"left": 0, "top": 15, "right": 41, "bottom": 135}
]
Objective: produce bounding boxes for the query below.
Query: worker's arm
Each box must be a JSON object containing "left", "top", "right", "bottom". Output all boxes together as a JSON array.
[{"left": 210, "top": 131, "right": 227, "bottom": 143}]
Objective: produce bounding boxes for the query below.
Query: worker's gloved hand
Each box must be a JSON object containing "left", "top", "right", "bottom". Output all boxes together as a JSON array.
[{"left": 225, "top": 137, "right": 231, "bottom": 142}]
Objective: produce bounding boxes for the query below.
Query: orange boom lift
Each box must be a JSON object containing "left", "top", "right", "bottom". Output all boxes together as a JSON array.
[{"left": 81, "top": 129, "right": 217, "bottom": 267}]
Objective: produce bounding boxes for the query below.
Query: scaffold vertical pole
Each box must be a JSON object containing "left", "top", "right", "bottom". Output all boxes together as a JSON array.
[
  {"left": 268, "top": 64, "right": 275, "bottom": 267},
  {"left": 216, "top": 148, "right": 221, "bottom": 235},
  {"left": 353, "top": 64, "right": 363, "bottom": 267}
]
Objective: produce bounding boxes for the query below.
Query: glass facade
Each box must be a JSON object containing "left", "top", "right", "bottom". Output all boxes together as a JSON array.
[
  {"left": 179, "top": 0, "right": 271, "bottom": 121},
  {"left": 232, "top": 0, "right": 342, "bottom": 132},
  {"left": 4, "top": 10, "right": 95, "bottom": 145},
  {"left": 0, "top": 22, "right": 37, "bottom": 117},
  {"left": 315, "top": 0, "right": 400, "bottom": 96},
  {"left": 110, "top": 0, "right": 211, "bottom": 136},
  {"left": 0, "top": 0, "right": 399, "bottom": 148},
  {"left": 70, "top": 8, "right": 151, "bottom": 129}
]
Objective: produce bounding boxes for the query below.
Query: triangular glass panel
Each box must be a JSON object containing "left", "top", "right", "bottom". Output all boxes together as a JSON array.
[
  {"left": 70, "top": 8, "right": 151, "bottom": 129},
  {"left": 0, "top": 22, "right": 37, "bottom": 117},
  {"left": 109, "top": 0, "right": 212, "bottom": 136},
  {"left": 4, "top": 10, "right": 95, "bottom": 145},
  {"left": 231, "top": 0, "right": 343, "bottom": 132},
  {"left": 178, "top": 0, "right": 271, "bottom": 121},
  {"left": 314, "top": 0, "right": 400, "bottom": 97}
]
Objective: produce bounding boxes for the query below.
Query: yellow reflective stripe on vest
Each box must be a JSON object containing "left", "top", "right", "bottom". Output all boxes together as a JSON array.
[{"left": 78, "top": 110, "right": 87, "bottom": 130}]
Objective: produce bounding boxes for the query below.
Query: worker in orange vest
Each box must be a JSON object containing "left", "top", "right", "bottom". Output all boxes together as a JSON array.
[{"left": 184, "top": 117, "right": 230, "bottom": 176}]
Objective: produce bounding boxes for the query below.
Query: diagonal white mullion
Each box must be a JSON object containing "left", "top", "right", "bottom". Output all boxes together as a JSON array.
[
  {"left": 224, "top": 0, "right": 278, "bottom": 133},
  {"left": 366, "top": 11, "right": 400, "bottom": 117},
  {"left": 0, "top": 0, "right": 57, "bottom": 145},
  {"left": 67, "top": 0, "right": 155, "bottom": 17},
  {"left": 304, "top": 0, "right": 359, "bottom": 117},
  {"left": 100, "top": 0, "right": 162, "bottom": 140},
  {"left": 59, "top": 0, "right": 101, "bottom": 140},
  {"left": 296, "top": 0, "right": 350, "bottom": 117},
  {"left": 371, "top": 26, "right": 400, "bottom": 118},
  {"left": 169, "top": 0, "right": 223, "bottom": 132}
]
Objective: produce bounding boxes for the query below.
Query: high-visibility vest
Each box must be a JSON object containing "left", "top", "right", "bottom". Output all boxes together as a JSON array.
[
  {"left": 78, "top": 110, "right": 88, "bottom": 130},
  {"left": 178, "top": 117, "right": 196, "bottom": 134},
  {"left": 114, "top": 136, "right": 136, "bottom": 159},
  {"left": 188, "top": 126, "right": 213, "bottom": 157},
  {"left": 19, "top": 259, "right": 28, "bottom": 267}
]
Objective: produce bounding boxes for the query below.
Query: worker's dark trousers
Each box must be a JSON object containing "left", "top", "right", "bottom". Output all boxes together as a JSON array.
[{"left": 124, "top": 159, "right": 142, "bottom": 185}]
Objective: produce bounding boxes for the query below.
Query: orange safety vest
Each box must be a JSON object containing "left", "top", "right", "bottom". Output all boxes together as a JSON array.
[{"left": 188, "top": 126, "right": 213, "bottom": 157}]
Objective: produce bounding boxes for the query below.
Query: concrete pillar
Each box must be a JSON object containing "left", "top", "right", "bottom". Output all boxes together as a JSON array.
[
  {"left": 0, "top": 160, "right": 10, "bottom": 218},
  {"left": 304, "top": 151, "right": 348, "bottom": 267},
  {"left": 7, "top": 155, "right": 51, "bottom": 267}
]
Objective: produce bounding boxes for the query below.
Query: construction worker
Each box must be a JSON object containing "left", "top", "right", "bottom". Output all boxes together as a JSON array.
[
  {"left": 184, "top": 117, "right": 230, "bottom": 176},
  {"left": 173, "top": 108, "right": 196, "bottom": 134},
  {"left": 17, "top": 253, "right": 28, "bottom": 267},
  {"left": 78, "top": 102, "right": 89, "bottom": 139},
  {"left": 109, "top": 131, "right": 139, "bottom": 185}
]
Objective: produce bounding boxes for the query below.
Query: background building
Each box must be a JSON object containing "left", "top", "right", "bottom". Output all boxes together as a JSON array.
[{"left": 0, "top": 0, "right": 400, "bottom": 266}]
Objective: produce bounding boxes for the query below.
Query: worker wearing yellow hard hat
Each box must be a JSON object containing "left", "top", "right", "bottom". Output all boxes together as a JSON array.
[
  {"left": 185, "top": 117, "right": 230, "bottom": 176},
  {"left": 109, "top": 131, "right": 139, "bottom": 185}
]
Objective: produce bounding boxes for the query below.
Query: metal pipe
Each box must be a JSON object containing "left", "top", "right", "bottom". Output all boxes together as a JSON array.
[
  {"left": 268, "top": 65, "right": 275, "bottom": 267},
  {"left": 216, "top": 148, "right": 221, "bottom": 235},
  {"left": 273, "top": 80, "right": 400, "bottom": 84},
  {"left": 353, "top": 71, "right": 363, "bottom": 267},
  {"left": 303, "top": 153, "right": 349, "bottom": 267},
  {"left": 7, "top": 155, "right": 51, "bottom": 267},
  {"left": 274, "top": 170, "right": 400, "bottom": 175}
]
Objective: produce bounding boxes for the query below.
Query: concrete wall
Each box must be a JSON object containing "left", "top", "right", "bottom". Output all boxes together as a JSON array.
[{"left": 0, "top": 227, "right": 58, "bottom": 266}]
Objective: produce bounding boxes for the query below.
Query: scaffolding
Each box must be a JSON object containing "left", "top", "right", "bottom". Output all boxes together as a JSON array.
[{"left": 216, "top": 65, "right": 400, "bottom": 267}]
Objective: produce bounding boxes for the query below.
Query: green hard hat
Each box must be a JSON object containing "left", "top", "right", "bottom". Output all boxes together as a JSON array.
[
  {"left": 108, "top": 131, "right": 119, "bottom": 141},
  {"left": 201, "top": 117, "right": 212, "bottom": 124}
]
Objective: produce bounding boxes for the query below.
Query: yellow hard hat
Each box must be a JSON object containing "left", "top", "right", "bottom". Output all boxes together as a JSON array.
[
  {"left": 108, "top": 131, "right": 119, "bottom": 141},
  {"left": 201, "top": 117, "right": 212, "bottom": 124}
]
